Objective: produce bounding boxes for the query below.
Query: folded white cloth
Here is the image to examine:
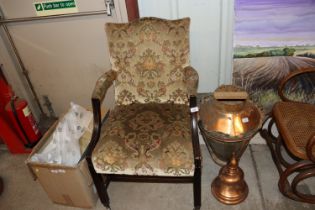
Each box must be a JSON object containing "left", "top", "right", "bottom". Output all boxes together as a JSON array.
[{"left": 31, "top": 102, "right": 92, "bottom": 166}]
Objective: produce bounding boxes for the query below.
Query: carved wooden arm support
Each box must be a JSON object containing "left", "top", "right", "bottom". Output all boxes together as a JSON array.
[
  {"left": 190, "top": 95, "right": 202, "bottom": 169},
  {"left": 85, "top": 70, "right": 116, "bottom": 159},
  {"left": 92, "top": 70, "right": 117, "bottom": 102}
]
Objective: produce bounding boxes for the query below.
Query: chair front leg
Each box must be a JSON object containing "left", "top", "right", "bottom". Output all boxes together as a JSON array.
[
  {"left": 87, "top": 157, "right": 111, "bottom": 209},
  {"left": 193, "top": 166, "right": 201, "bottom": 210},
  {"left": 260, "top": 117, "right": 286, "bottom": 174},
  {"left": 190, "top": 95, "right": 202, "bottom": 209},
  {"left": 85, "top": 99, "right": 112, "bottom": 209}
]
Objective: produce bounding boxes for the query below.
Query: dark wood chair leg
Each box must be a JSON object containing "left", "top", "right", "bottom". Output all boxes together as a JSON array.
[
  {"left": 193, "top": 167, "right": 201, "bottom": 210},
  {"left": 97, "top": 177, "right": 110, "bottom": 209},
  {"left": 260, "top": 118, "right": 287, "bottom": 175},
  {"left": 87, "top": 158, "right": 111, "bottom": 209}
]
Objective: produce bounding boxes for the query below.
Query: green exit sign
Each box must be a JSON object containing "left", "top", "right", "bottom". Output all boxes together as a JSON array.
[
  {"left": 34, "top": 0, "right": 78, "bottom": 16},
  {"left": 35, "top": 3, "right": 43, "bottom": 11}
]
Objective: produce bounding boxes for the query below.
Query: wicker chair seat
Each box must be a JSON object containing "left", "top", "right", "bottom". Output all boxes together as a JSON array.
[{"left": 273, "top": 101, "right": 315, "bottom": 160}]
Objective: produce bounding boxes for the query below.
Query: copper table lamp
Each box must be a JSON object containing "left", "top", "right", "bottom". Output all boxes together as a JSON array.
[{"left": 199, "top": 85, "right": 264, "bottom": 205}]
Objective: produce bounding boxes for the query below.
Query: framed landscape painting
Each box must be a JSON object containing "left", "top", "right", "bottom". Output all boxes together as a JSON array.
[{"left": 233, "top": 0, "right": 315, "bottom": 113}]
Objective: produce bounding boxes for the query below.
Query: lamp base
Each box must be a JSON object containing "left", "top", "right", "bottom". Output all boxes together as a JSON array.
[{"left": 211, "top": 155, "right": 248, "bottom": 205}]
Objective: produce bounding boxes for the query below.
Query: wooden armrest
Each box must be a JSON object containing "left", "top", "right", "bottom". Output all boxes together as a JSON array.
[
  {"left": 84, "top": 70, "right": 116, "bottom": 159},
  {"left": 278, "top": 67, "right": 315, "bottom": 102},
  {"left": 92, "top": 70, "right": 117, "bottom": 102},
  {"left": 83, "top": 101, "right": 110, "bottom": 160}
]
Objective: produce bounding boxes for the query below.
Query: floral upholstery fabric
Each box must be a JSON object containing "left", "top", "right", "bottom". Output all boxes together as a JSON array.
[
  {"left": 106, "top": 17, "right": 192, "bottom": 105},
  {"left": 184, "top": 66, "right": 199, "bottom": 96},
  {"left": 92, "top": 103, "right": 195, "bottom": 176}
]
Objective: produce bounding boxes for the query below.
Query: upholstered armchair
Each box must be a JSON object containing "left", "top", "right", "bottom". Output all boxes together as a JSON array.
[{"left": 85, "top": 17, "right": 201, "bottom": 210}]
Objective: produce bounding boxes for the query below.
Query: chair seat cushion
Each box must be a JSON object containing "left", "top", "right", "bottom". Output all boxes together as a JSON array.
[
  {"left": 273, "top": 101, "right": 315, "bottom": 159},
  {"left": 92, "top": 103, "right": 195, "bottom": 176}
]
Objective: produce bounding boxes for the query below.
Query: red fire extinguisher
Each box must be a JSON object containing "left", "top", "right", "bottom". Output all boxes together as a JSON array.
[
  {"left": 5, "top": 97, "right": 42, "bottom": 148},
  {"left": 0, "top": 64, "right": 41, "bottom": 153},
  {"left": 0, "top": 65, "right": 12, "bottom": 121}
]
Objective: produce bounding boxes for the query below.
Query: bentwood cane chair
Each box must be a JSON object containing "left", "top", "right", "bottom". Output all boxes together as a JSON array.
[
  {"left": 85, "top": 17, "right": 202, "bottom": 209},
  {"left": 260, "top": 67, "right": 315, "bottom": 203}
]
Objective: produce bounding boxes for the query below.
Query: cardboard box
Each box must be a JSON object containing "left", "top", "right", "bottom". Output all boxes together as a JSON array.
[{"left": 26, "top": 120, "right": 98, "bottom": 208}]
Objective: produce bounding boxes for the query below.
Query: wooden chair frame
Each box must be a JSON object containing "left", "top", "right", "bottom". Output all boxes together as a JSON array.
[
  {"left": 85, "top": 96, "right": 202, "bottom": 210},
  {"left": 260, "top": 67, "right": 315, "bottom": 203}
]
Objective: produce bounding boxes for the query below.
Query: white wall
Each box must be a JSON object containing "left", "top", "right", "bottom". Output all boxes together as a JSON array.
[
  {"left": 0, "top": 0, "right": 128, "bottom": 117},
  {"left": 0, "top": 0, "right": 234, "bottom": 117},
  {"left": 138, "top": 0, "right": 234, "bottom": 92},
  {"left": 0, "top": 29, "right": 40, "bottom": 118}
]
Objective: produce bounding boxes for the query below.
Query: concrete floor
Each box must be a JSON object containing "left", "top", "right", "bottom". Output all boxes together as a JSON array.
[{"left": 0, "top": 144, "right": 314, "bottom": 210}]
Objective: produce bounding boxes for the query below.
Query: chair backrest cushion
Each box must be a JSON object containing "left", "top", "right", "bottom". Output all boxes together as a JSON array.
[{"left": 106, "top": 17, "right": 190, "bottom": 105}]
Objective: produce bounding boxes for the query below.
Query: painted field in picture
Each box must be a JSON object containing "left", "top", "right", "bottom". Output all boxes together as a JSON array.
[{"left": 233, "top": 0, "right": 315, "bottom": 113}]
